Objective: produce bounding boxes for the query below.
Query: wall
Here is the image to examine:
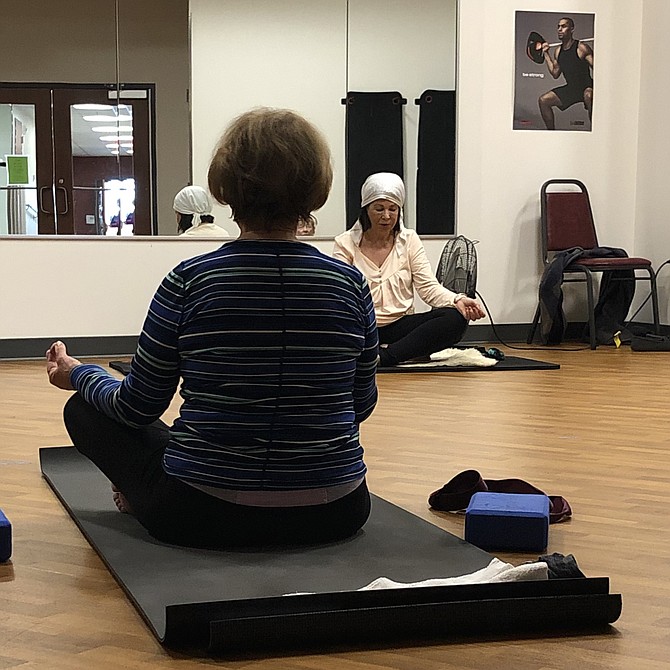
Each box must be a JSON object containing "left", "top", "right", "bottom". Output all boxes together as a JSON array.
[
  {"left": 456, "top": 0, "right": 644, "bottom": 325},
  {"left": 0, "top": 236, "right": 445, "bottom": 345},
  {"left": 635, "top": 0, "right": 670, "bottom": 323},
  {"left": 0, "top": 0, "right": 190, "bottom": 235},
  {"left": 1, "top": 0, "right": 666, "bottom": 348}
]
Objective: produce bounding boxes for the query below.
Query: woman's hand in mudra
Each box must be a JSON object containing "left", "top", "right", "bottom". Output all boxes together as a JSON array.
[
  {"left": 455, "top": 297, "right": 486, "bottom": 322},
  {"left": 46, "top": 341, "right": 82, "bottom": 390}
]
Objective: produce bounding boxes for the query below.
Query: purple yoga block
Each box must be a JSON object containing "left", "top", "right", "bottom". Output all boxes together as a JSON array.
[
  {"left": 465, "top": 492, "right": 549, "bottom": 552},
  {"left": 0, "top": 508, "right": 11, "bottom": 563}
]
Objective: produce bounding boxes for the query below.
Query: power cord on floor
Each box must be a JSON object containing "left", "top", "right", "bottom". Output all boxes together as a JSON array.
[{"left": 473, "top": 291, "right": 591, "bottom": 352}]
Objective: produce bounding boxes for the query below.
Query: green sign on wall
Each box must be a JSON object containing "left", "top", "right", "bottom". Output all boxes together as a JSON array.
[{"left": 5, "top": 155, "right": 29, "bottom": 185}]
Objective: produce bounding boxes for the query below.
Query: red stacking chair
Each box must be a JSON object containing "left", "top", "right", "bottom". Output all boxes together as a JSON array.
[{"left": 527, "top": 179, "right": 660, "bottom": 349}]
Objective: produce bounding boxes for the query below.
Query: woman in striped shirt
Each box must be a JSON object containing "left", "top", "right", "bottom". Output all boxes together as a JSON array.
[{"left": 46, "top": 109, "right": 379, "bottom": 549}]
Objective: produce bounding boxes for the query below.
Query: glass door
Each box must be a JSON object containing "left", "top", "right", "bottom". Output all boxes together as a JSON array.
[
  {"left": 0, "top": 88, "right": 54, "bottom": 234},
  {"left": 53, "top": 87, "right": 153, "bottom": 235},
  {"left": 0, "top": 84, "right": 154, "bottom": 235}
]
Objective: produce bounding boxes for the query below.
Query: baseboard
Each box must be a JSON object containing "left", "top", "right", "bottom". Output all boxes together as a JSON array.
[
  {"left": 0, "top": 336, "right": 139, "bottom": 360},
  {"left": 1, "top": 322, "right": 666, "bottom": 361},
  {"left": 461, "top": 323, "right": 535, "bottom": 345}
]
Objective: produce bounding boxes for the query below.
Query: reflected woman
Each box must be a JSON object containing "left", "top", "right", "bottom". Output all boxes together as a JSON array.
[{"left": 174, "top": 185, "right": 232, "bottom": 237}]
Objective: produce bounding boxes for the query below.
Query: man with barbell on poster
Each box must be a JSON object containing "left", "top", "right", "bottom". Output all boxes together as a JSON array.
[{"left": 537, "top": 17, "right": 594, "bottom": 130}]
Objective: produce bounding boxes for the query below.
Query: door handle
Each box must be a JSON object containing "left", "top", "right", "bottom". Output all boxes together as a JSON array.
[
  {"left": 55, "top": 186, "right": 69, "bottom": 215},
  {"left": 39, "top": 186, "right": 54, "bottom": 214}
]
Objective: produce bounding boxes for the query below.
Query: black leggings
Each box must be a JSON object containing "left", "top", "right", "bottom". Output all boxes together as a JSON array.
[
  {"left": 378, "top": 307, "right": 468, "bottom": 365},
  {"left": 63, "top": 394, "right": 371, "bottom": 549}
]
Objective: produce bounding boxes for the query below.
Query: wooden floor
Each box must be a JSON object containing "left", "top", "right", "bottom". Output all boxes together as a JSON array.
[{"left": 1, "top": 346, "right": 670, "bottom": 669}]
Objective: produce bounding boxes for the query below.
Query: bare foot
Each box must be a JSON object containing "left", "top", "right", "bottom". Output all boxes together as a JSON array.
[{"left": 111, "top": 484, "right": 134, "bottom": 515}]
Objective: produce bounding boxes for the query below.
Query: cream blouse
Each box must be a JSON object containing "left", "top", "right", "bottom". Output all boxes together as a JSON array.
[{"left": 333, "top": 223, "right": 459, "bottom": 326}]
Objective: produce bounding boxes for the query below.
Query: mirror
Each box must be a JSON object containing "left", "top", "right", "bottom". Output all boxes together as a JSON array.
[
  {"left": 0, "top": 0, "right": 190, "bottom": 237},
  {"left": 190, "top": 0, "right": 457, "bottom": 239},
  {"left": 0, "top": 0, "right": 456, "bottom": 238}
]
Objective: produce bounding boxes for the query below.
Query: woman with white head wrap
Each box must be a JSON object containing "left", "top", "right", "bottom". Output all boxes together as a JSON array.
[
  {"left": 173, "top": 185, "right": 230, "bottom": 237},
  {"left": 333, "top": 172, "right": 485, "bottom": 367}
]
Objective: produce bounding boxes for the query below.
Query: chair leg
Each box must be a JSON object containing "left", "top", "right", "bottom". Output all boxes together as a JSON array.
[
  {"left": 648, "top": 269, "right": 661, "bottom": 334},
  {"left": 584, "top": 270, "right": 597, "bottom": 349},
  {"left": 527, "top": 303, "right": 541, "bottom": 344}
]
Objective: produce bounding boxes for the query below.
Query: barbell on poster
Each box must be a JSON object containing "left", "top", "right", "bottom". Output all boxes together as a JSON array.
[
  {"left": 547, "top": 37, "right": 594, "bottom": 48},
  {"left": 526, "top": 31, "right": 594, "bottom": 64}
]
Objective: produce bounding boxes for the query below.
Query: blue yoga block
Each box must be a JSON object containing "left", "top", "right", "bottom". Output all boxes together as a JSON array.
[
  {"left": 0, "top": 508, "right": 11, "bottom": 563},
  {"left": 465, "top": 492, "right": 549, "bottom": 552}
]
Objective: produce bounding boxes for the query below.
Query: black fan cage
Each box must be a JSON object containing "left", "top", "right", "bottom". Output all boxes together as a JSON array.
[{"left": 436, "top": 236, "right": 478, "bottom": 298}]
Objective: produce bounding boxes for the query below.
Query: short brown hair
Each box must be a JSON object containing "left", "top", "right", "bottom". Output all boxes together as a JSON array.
[{"left": 208, "top": 108, "right": 333, "bottom": 227}]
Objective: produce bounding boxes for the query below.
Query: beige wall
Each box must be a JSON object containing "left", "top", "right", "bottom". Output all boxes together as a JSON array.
[
  {"left": 0, "top": 0, "right": 190, "bottom": 235},
  {"left": 457, "top": 0, "right": 648, "bottom": 325},
  {"left": 635, "top": 0, "right": 670, "bottom": 322},
  {"left": 1, "top": 0, "right": 669, "bottom": 345}
]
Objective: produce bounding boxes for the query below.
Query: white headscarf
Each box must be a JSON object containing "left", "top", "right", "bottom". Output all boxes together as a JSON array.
[
  {"left": 360, "top": 172, "right": 405, "bottom": 208},
  {"left": 173, "top": 185, "right": 213, "bottom": 226},
  {"left": 360, "top": 172, "right": 405, "bottom": 234},
  {"left": 359, "top": 172, "right": 406, "bottom": 227}
]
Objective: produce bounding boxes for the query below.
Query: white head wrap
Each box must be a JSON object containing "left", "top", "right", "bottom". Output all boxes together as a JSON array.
[
  {"left": 173, "top": 186, "right": 213, "bottom": 225},
  {"left": 360, "top": 172, "right": 405, "bottom": 209},
  {"left": 359, "top": 172, "right": 405, "bottom": 228}
]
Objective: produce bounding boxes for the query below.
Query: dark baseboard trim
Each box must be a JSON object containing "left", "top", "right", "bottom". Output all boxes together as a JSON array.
[
  {"left": 1, "top": 322, "right": 667, "bottom": 360},
  {"left": 0, "top": 336, "right": 139, "bottom": 360},
  {"left": 461, "top": 323, "right": 533, "bottom": 345}
]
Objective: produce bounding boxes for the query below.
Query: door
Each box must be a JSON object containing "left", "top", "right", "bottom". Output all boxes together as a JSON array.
[
  {"left": 0, "top": 84, "right": 154, "bottom": 235},
  {"left": 0, "top": 88, "right": 54, "bottom": 234}
]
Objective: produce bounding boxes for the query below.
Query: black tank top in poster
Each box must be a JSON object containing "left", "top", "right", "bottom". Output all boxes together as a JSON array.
[{"left": 557, "top": 40, "right": 593, "bottom": 91}]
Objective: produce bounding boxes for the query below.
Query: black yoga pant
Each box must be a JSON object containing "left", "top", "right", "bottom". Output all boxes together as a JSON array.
[
  {"left": 63, "top": 394, "right": 371, "bottom": 549},
  {"left": 378, "top": 307, "right": 468, "bottom": 365}
]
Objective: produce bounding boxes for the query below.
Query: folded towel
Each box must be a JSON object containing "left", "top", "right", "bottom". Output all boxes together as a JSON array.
[{"left": 398, "top": 348, "right": 498, "bottom": 368}]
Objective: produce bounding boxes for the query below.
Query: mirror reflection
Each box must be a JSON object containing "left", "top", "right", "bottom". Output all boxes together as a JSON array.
[{"left": 0, "top": 0, "right": 456, "bottom": 239}]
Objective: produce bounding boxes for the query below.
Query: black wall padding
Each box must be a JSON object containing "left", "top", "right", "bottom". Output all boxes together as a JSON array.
[
  {"left": 344, "top": 91, "right": 404, "bottom": 229},
  {"left": 416, "top": 90, "right": 456, "bottom": 235}
]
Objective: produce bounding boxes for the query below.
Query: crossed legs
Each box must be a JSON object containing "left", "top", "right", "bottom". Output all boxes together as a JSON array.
[
  {"left": 62, "top": 394, "right": 371, "bottom": 548},
  {"left": 377, "top": 307, "right": 468, "bottom": 367}
]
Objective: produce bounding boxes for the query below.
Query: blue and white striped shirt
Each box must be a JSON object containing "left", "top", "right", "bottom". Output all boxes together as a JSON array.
[{"left": 71, "top": 240, "right": 379, "bottom": 492}]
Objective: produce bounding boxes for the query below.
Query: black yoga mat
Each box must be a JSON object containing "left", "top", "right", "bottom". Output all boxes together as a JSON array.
[
  {"left": 416, "top": 89, "right": 456, "bottom": 235},
  {"left": 41, "top": 447, "right": 620, "bottom": 655},
  {"left": 344, "top": 91, "right": 404, "bottom": 229},
  {"left": 111, "top": 355, "right": 558, "bottom": 379},
  {"left": 377, "top": 355, "right": 560, "bottom": 374},
  {"left": 109, "top": 360, "right": 132, "bottom": 375}
]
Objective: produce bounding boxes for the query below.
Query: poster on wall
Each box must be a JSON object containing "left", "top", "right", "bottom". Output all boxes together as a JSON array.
[{"left": 513, "top": 11, "right": 595, "bottom": 131}]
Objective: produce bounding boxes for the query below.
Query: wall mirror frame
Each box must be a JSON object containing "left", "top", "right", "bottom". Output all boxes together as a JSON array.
[{"left": 0, "top": 0, "right": 456, "bottom": 240}]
